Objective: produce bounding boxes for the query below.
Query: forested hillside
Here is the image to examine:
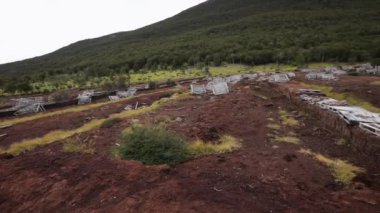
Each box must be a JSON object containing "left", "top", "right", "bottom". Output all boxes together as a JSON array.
[{"left": 0, "top": 0, "right": 379, "bottom": 92}]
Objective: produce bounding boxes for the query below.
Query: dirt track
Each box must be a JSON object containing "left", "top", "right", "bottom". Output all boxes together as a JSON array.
[{"left": 0, "top": 80, "right": 380, "bottom": 212}]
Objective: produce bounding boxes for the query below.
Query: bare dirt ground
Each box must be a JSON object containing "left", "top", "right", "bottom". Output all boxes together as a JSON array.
[{"left": 0, "top": 80, "right": 379, "bottom": 212}]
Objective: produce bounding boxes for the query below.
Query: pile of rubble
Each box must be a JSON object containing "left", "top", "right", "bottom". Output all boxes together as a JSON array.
[
  {"left": 78, "top": 90, "right": 94, "bottom": 105},
  {"left": 191, "top": 72, "right": 295, "bottom": 96},
  {"left": 10, "top": 97, "right": 46, "bottom": 115},
  {"left": 342, "top": 63, "right": 380, "bottom": 75},
  {"left": 302, "top": 64, "right": 380, "bottom": 76},
  {"left": 191, "top": 74, "right": 244, "bottom": 96},
  {"left": 298, "top": 89, "right": 380, "bottom": 137},
  {"left": 301, "top": 66, "right": 349, "bottom": 81},
  {"left": 305, "top": 73, "right": 337, "bottom": 81},
  {"left": 257, "top": 72, "right": 296, "bottom": 83},
  {"left": 108, "top": 87, "right": 138, "bottom": 101},
  {"left": 191, "top": 80, "right": 229, "bottom": 96},
  {"left": 268, "top": 73, "right": 291, "bottom": 83}
]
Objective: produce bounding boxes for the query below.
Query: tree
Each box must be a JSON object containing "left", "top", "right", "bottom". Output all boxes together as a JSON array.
[
  {"left": 213, "top": 53, "right": 222, "bottom": 66},
  {"left": 295, "top": 52, "right": 306, "bottom": 67},
  {"left": 116, "top": 75, "right": 129, "bottom": 89},
  {"left": 370, "top": 58, "right": 380, "bottom": 70},
  {"left": 17, "top": 82, "right": 33, "bottom": 93},
  {"left": 203, "top": 66, "right": 211, "bottom": 76}
]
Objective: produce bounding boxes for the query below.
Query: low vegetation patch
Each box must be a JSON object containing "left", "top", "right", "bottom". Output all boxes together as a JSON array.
[
  {"left": 370, "top": 80, "right": 380, "bottom": 86},
  {"left": 254, "top": 92, "right": 269, "bottom": 100},
  {"left": 114, "top": 126, "right": 188, "bottom": 165},
  {"left": 131, "top": 69, "right": 204, "bottom": 84},
  {"left": 63, "top": 141, "right": 95, "bottom": 154},
  {"left": 307, "top": 63, "right": 340, "bottom": 69},
  {"left": 275, "top": 135, "right": 300, "bottom": 144},
  {"left": 336, "top": 138, "right": 349, "bottom": 146},
  {"left": 187, "top": 135, "right": 241, "bottom": 157},
  {"left": 299, "top": 149, "right": 364, "bottom": 185},
  {"left": 279, "top": 110, "right": 299, "bottom": 127},
  {"left": 303, "top": 83, "right": 380, "bottom": 113},
  {"left": 267, "top": 123, "right": 281, "bottom": 131},
  {"left": 154, "top": 115, "right": 172, "bottom": 124},
  {"left": 100, "top": 118, "right": 122, "bottom": 128}
]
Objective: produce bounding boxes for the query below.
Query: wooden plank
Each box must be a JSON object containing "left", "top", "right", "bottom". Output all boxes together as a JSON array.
[{"left": 0, "top": 125, "right": 12, "bottom": 129}]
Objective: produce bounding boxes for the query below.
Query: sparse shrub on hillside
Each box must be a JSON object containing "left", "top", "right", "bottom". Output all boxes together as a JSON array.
[
  {"left": 63, "top": 140, "right": 95, "bottom": 154},
  {"left": 348, "top": 71, "right": 359, "bottom": 76},
  {"left": 202, "top": 66, "right": 211, "bottom": 76},
  {"left": 166, "top": 79, "right": 176, "bottom": 87},
  {"left": 100, "top": 118, "right": 122, "bottom": 129},
  {"left": 116, "top": 75, "right": 130, "bottom": 89},
  {"left": 101, "top": 80, "right": 115, "bottom": 91},
  {"left": 279, "top": 110, "right": 299, "bottom": 127},
  {"left": 49, "top": 90, "right": 71, "bottom": 103},
  {"left": 274, "top": 135, "right": 300, "bottom": 144},
  {"left": 148, "top": 81, "right": 157, "bottom": 89},
  {"left": 154, "top": 115, "right": 172, "bottom": 124},
  {"left": 115, "top": 126, "right": 188, "bottom": 165}
]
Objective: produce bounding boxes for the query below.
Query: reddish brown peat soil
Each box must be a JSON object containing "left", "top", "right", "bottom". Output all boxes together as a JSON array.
[
  {"left": 296, "top": 75, "right": 380, "bottom": 108},
  {"left": 0, "top": 81, "right": 379, "bottom": 212},
  {"left": 0, "top": 89, "right": 177, "bottom": 149}
]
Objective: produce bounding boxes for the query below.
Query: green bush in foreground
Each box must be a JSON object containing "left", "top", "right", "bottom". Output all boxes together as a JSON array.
[{"left": 116, "top": 126, "right": 188, "bottom": 165}]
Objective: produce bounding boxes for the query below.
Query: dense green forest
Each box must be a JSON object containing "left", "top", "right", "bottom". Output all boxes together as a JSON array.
[{"left": 0, "top": 0, "right": 379, "bottom": 93}]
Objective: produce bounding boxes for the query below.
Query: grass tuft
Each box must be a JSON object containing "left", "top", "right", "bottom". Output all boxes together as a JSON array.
[
  {"left": 274, "top": 135, "right": 300, "bottom": 144},
  {"left": 187, "top": 135, "right": 241, "bottom": 157},
  {"left": 279, "top": 110, "right": 299, "bottom": 127},
  {"left": 299, "top": 149, "right": 364, "bottom": 185},
  {"left": 254, "top": 92, "right": 269, "bottom": 100},
  {"left": 336, "top": 138, "right": 348, "bottom": 146},
  {"left": 154, "top": 115, "right": 172, "bottom": 124},
  {"left": 100, "top": 118, "right": 122, "bottom": 128},
  {"left": 370, "top": 81, "right": 380, "bottom": 86},
  {"left": 267, "top": 123, "right": 281, "bottom": 130},
  {"left": 63, "top": 141, "right": 95, "bottom": 154}
]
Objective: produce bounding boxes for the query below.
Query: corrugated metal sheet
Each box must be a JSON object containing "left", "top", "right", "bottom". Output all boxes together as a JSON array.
[
  {"left": 212, "top": 82, "right": 229, "bottom": 95},
  {"left": 190, "top": 84, "right": 207, "bottom": 95}
]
